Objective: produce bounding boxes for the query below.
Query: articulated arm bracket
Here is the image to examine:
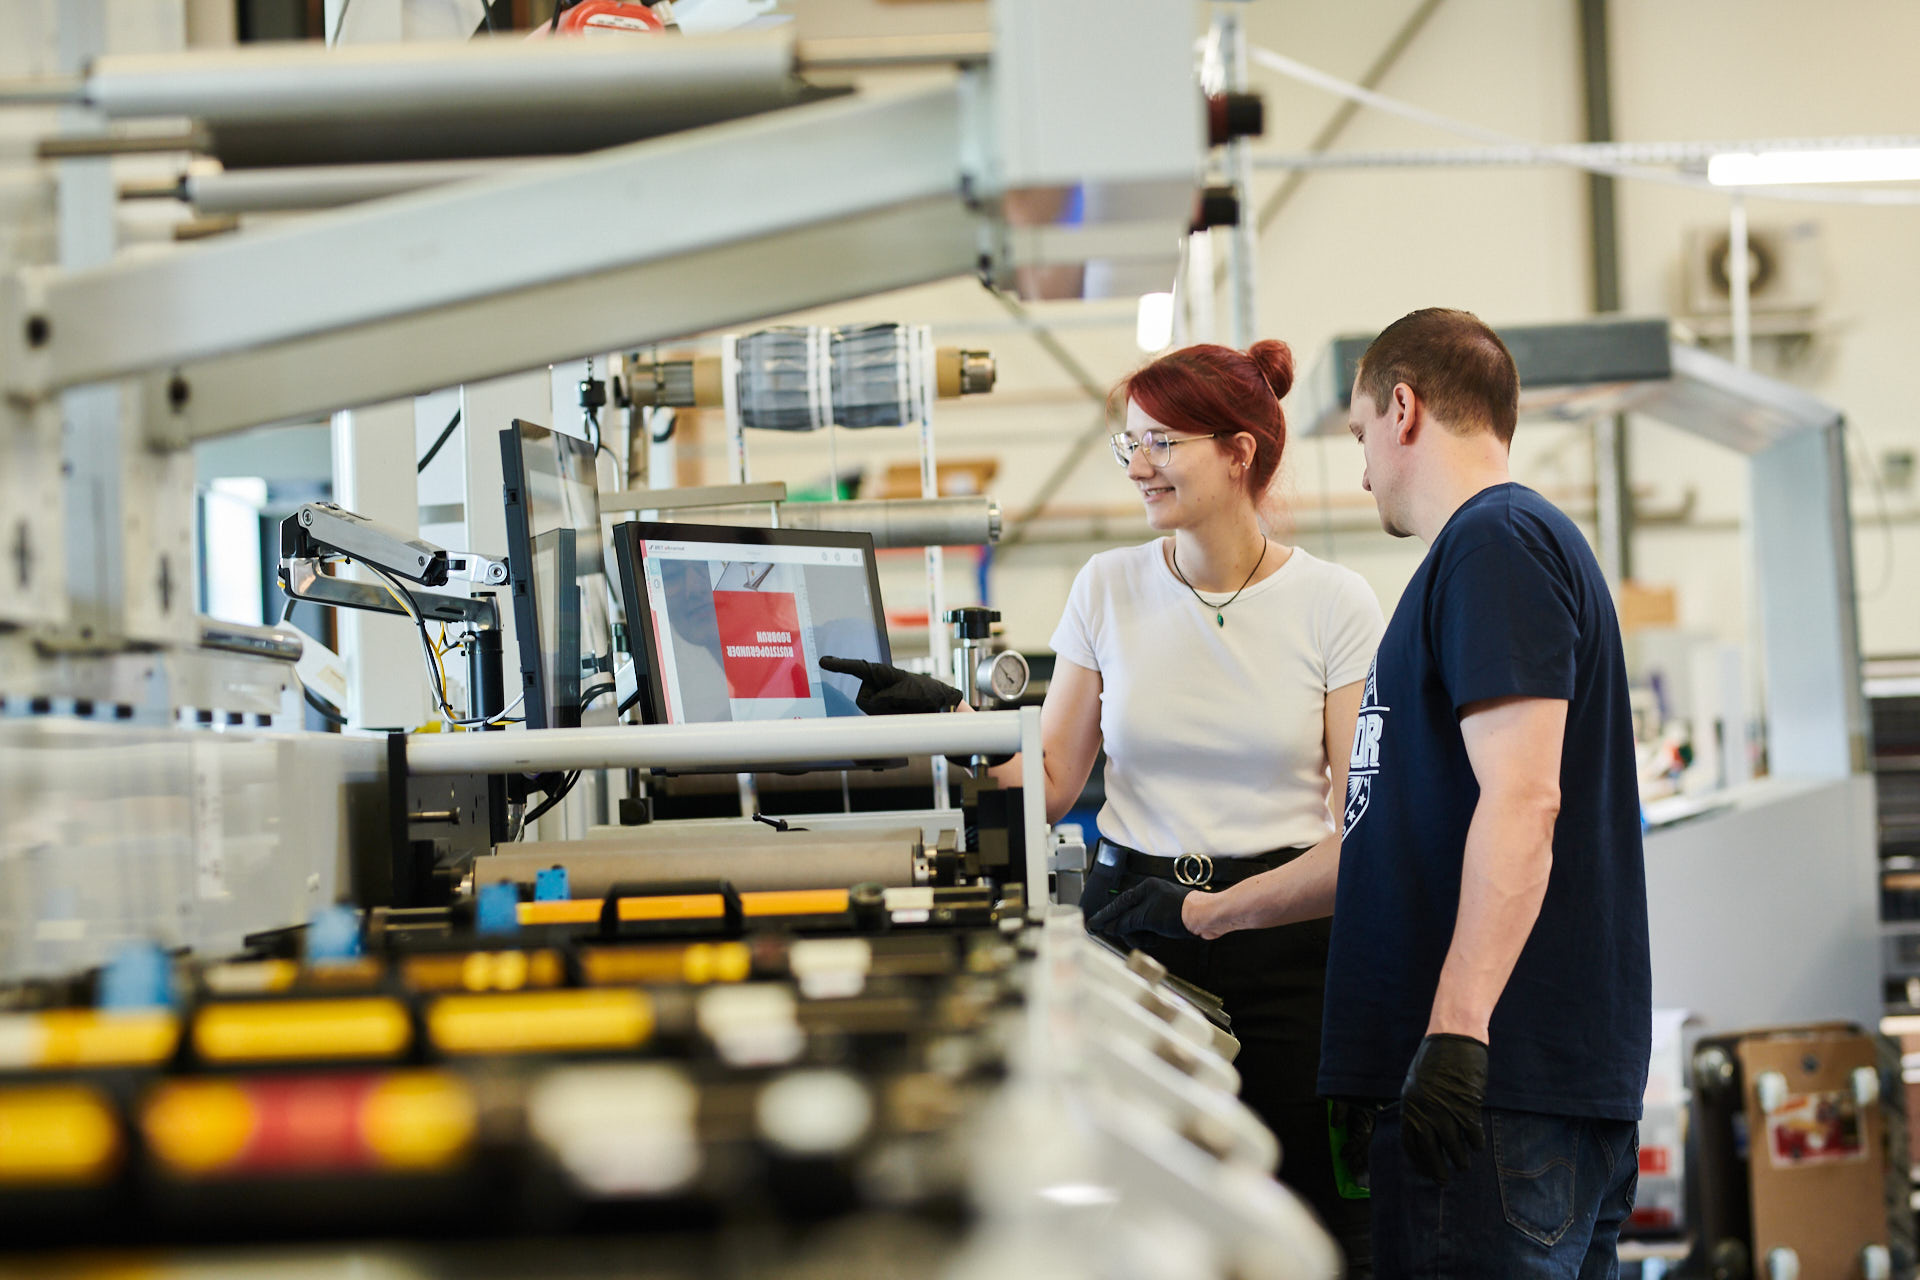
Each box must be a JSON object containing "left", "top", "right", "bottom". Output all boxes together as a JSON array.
[{"left": 279, "top": 501, "right": 504, "bottom": 627}]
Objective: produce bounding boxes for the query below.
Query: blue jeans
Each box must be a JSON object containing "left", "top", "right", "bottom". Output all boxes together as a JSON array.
[{"left": 1370, "top": 1103, "right": 1639, "bottom": 1279}]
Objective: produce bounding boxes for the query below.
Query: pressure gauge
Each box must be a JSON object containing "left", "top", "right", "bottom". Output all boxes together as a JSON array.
[{"left": 974, "top": 649, "right": 1030, "bottom": 704}]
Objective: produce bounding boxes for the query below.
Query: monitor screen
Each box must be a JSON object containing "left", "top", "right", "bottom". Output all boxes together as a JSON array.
[
  {"left": 611, "top": 521, "right": 890, "bottom": 727},
  {"left": 500, "top": 419, "right": 618, "bottom": 730}
]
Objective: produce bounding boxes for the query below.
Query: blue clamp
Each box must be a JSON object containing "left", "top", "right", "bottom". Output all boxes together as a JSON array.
[
  {"left": 476, "top": 882, "right": 521, "bottom": 935},
  {"left": 99, "top": 941, "right": 174, "bottom": 1010},
  {"left": 306, "top": 904, "right": 363, "bottom": 963},
  {"left": 533, "top": 866, "right": 570, "bottom": 902}
]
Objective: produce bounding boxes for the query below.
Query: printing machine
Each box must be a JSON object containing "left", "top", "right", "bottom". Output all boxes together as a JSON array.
[{"left": 0, "top": 3, "right": 1334, "bottom": 1274}]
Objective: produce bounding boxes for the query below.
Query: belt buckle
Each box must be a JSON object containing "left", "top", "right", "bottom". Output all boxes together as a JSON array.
[{"left": 1173, "top": 852, "right": 1214, "bottom": 888}]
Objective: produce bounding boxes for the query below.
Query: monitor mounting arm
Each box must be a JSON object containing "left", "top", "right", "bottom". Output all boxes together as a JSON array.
[{"left": 279, "top": 501, "right": 506, "bottom": 629}]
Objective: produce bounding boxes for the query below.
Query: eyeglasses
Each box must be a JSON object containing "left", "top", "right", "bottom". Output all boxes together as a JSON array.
[{"left": 1109, "top": 429, "right": 1233, "bottom": 469}]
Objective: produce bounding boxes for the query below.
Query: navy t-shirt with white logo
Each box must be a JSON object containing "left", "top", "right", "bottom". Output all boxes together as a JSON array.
[{"left": 1319, "top": 483, "right": 1650, "bottom": 1121}]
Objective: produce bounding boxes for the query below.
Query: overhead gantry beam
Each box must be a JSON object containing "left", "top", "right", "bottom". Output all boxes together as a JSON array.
[{"left": 6, "top": 84, "right": 972, "bottom": 423}]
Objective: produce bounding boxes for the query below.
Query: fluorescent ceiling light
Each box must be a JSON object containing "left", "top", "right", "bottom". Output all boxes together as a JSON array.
[
  {"left": 1135, "top": 291, "right": 1175, "bottom": 352},
  {"left": 1708, "top": 147, "right": 1920, "bottom": 186},
  {"left": 1037, "top": 1182, "right": 1120, "bottom": 1207}
]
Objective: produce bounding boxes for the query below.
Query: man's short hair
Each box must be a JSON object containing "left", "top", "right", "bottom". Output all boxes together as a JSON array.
[{"left": 1354, "top": 308, "right": 1519, "bottom": 444}]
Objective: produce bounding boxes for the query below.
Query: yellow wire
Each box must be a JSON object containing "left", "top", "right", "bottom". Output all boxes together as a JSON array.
[
  {"left": 432, "top": 625, "right": 453, "bottom": 720},
  {"left": 375, "top": 577, "right": 448, "bottom": 725}
]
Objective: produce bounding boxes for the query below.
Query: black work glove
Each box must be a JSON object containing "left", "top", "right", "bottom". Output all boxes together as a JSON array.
[
  {"left": 819, "top": 656, "right": 963, "bottom": 715},
  {"left": 1086, "top": 879, "right": 1195, "bottom": 946},
  {"left": 1399, "top": 1033, "right": 1489, "bottom": 1185}
]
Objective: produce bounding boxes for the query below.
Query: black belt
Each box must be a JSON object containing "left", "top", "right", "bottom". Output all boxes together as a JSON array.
[{"left": 1095, "top": 838, "right": 1308, "bottom": 890}]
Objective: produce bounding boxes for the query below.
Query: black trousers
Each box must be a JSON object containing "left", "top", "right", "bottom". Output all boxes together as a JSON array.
[{"left": 1082, "top": 858, "right": 1372, "bottom": 1277}]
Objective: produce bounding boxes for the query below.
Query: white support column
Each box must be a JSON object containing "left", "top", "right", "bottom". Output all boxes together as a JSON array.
[
  {"left": 414, "top": 388, "right": 466, "bottom": 550},
  {"left": 414, "top": 385, "right": 467, "bottom": 717},
  {"left": 0, "top": 398, "right": 66, "bottom": 629},
  {"left": 1018, "top": 705, "right": 1048, "bottom": 917},
  {"left": 55, "top": 1, "right": 123, "bottom": 648},
  {"left": 458, "top": 369, "right": 545, "bottom": 719},
  {"left": 53, "top": 0, "right": 197, "bottom": 653},
  {"left": 713, "top": 340, "right": 757, "bottom": 819},
  {"left": 646, "top": 408, "right": 677, "bottom": 492},
  {"left": 1183, "top": 230, "right": 1216, "bottom": 345},
  {"left": 916, "top": 326, "right": 951, "bottom": 811},
  {"left": 1219, "top": 6, "right": 1259, "bottom": 350},
  {"left": 330, "top": 399, "right": 429, "bottom": 729},
  {"left": 118, "top": 387, "right": 197, "bottom": 649}
]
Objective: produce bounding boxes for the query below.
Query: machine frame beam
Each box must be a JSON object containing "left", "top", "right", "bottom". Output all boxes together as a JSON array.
[
  {"left": 5, "top": 82, "right": 971, "bottom": 406},
  {"left": 137, "top": 198, "right": 981, "bottom": 445}
]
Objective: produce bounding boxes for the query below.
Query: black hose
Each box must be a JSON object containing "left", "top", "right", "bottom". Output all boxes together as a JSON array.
[{"left": 416, "top": 408, "right": 462, "bottom": 474}]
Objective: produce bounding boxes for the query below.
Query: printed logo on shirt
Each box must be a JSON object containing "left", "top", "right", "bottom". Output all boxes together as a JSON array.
[{"left": 1346, "top": 655, "right": 1387, "bottom": 832}]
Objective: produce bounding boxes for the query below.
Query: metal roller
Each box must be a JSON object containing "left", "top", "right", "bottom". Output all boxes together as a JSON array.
[
  {"left": 686, "top": 496, "right": 1001, "bottom": 549},
  {"left": 83, "top": 31, "right": 816, "bottom": 167},
  {"left": 407, "top": 711, "right": 1025, "bottom": 775},
  {"left": 199, "top": 616, "right": 303, "bottom": 663},
  {"left": 86, "top": 30, "right": 796, "bottom": 124},
  {"left": 629, "top": 348, "right": 995, "bottom": 410}
]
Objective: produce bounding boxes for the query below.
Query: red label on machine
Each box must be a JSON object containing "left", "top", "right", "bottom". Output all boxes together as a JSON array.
[
  {"left": 712, "top": 592, "right": 809, "bottom": 700},
  {"left": 1766, "top": 1091, "right": 1866, "bottom": 1167}
]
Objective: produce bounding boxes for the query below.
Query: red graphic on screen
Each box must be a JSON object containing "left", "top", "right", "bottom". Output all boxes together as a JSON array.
[{"left": 712, "top": 591, "right": 809, "bottom": 699}]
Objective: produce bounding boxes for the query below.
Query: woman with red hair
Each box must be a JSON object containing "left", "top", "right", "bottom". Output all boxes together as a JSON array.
[{"left": 1064, "top": 339, "right": 1382, "bottom": 1270}]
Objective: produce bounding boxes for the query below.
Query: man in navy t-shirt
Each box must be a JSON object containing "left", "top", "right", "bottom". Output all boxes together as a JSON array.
[{"left": 1322, "top": 308, "right": 1650, "bottom": 1276}]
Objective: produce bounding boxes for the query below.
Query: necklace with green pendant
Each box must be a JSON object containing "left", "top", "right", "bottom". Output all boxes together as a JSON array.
[{"left": 1170, "top": 537, "right": 1268, "bottom": 627}]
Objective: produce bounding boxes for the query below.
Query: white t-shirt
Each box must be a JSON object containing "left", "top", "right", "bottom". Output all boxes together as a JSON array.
[{"left": 1049, "top": 540, "right": 1384, "bottom": 858}]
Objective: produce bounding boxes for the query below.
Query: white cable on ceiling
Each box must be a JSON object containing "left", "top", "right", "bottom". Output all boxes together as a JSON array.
[{"left": 1248, "top": 44, "right": 1920, "bottom": 207}]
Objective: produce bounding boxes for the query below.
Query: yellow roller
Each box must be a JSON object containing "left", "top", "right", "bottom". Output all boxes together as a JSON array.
[
  {"left": 741, "top": 888, "right": 850, "bottom": 917},
  {"left": 428, "top": 990, "right": 653, "bottom": 1055},
  {"left": 0, "top": 1010, "right": 179, "bottom": 1069},
  {"left": 0, "top": 1085, "right": 120, "bottom": 1184},
  {"left": 193, "top": 999, "right": 412, "bottom": 1063}
]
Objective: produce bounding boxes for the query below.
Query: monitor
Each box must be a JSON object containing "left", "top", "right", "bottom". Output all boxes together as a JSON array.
[
  {"left": 500, "top": 419, "right": 618, "bottom": 730},
  {"left": 611, "top": 520, "right": 891, "bottom": 728},
  {"left": 527, "top": 528, "right": 581, "bottom": 724}
]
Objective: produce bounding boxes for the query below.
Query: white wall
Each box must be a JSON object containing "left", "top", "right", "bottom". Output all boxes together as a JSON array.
[{"left": 1612, "top": 0, "right": 1920, "bottom": 658}]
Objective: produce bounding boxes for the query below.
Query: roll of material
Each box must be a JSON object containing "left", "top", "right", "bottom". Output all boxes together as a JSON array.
[
  {"left": 687, "top": 496, "right": 1001, "bottom": 549},
  {"left": 87, "top": 31, "right": 815, "bottom": 167},
  {"left": 478, "top": 827, "right": 925, "bottom": 895}
]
